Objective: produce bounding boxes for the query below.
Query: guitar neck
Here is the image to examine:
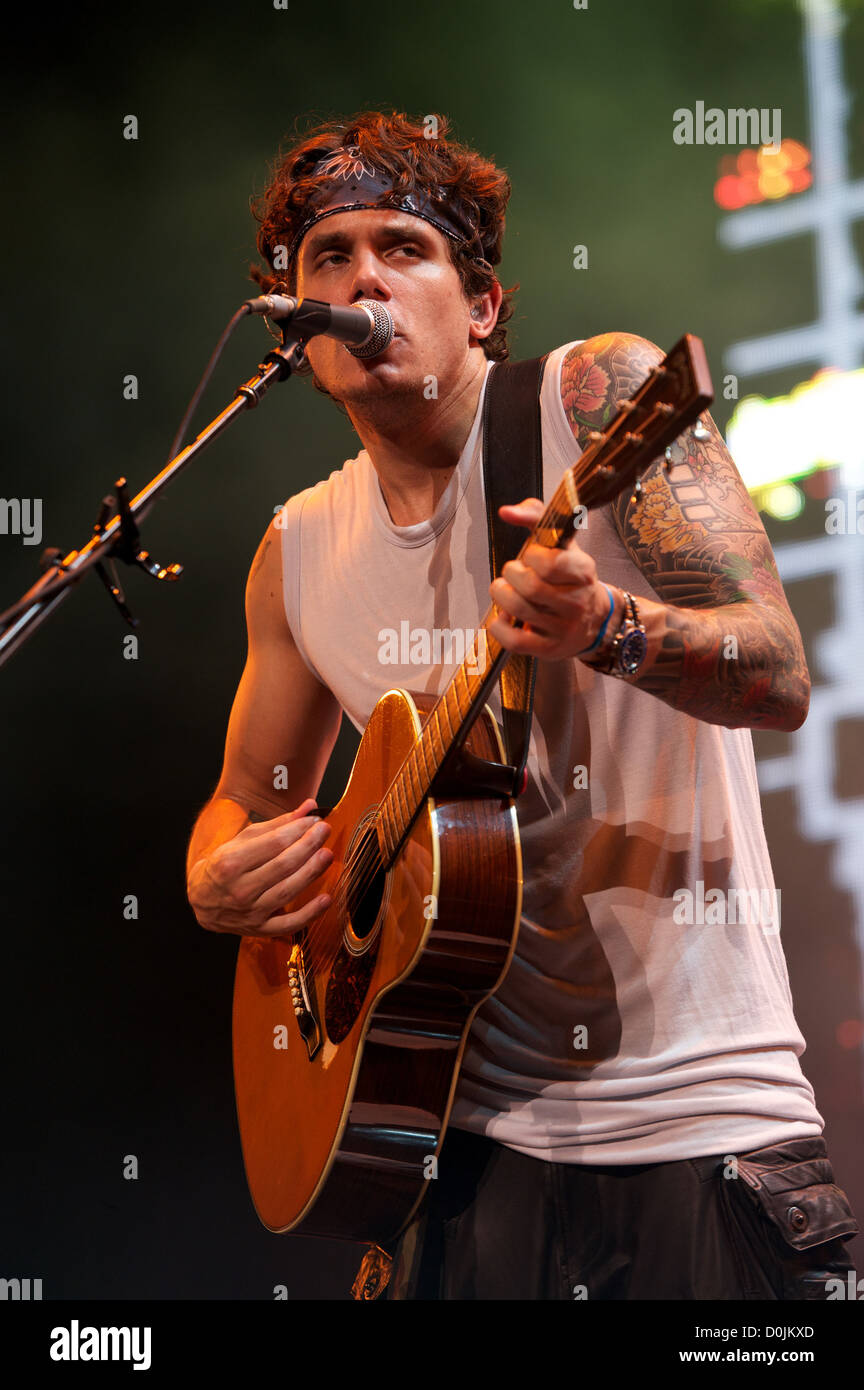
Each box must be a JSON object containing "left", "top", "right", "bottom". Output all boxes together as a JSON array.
[{"left": 373, "top": 468, "right": 589, "bottom": 864}]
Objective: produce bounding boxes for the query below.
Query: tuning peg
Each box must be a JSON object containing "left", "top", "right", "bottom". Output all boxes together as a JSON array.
[
  {"left": 630, "top": 477, "right": 644, "bottom": 505},
  {"left": 692, "top": 415, "right": 710, "bottom": 441},
  {"left": 664, "top": 446, "right": 674, "bottom": 473}
]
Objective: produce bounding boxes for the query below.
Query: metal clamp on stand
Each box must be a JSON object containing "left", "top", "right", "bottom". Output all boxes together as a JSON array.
[{"left": 0, "top": 322, "right": 309, "bottom": 665}]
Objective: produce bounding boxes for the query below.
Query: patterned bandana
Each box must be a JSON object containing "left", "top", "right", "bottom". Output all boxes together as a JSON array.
[{"left": 283, "top": 146, "right": 491, "bottom": 270}]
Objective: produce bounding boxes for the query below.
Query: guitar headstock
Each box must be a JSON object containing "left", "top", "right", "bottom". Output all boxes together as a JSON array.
[{"left": 569, "top": 333, "right": 714, "bottom": 513}]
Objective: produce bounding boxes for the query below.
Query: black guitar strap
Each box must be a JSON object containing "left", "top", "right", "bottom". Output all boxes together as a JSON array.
[
  {"left": 350, "top": 355, "right": 550, "bottom": 1301},
  {"left": 481, "top": 353, "right": 549, "bottom": 785}
]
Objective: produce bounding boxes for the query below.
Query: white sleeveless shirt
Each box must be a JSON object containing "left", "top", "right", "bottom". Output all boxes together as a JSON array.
[{"left": 277, "top": 342, "right": 823, "bottom": 1163}]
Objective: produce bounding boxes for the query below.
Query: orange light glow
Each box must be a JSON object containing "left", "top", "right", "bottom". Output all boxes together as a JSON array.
[{"left": 714, "top": 138, "right": 813, "bottom": 209}]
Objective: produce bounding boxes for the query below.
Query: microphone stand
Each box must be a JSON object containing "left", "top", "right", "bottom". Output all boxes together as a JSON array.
[{"left": 0, "top": 333, "right": 306, "bottom": 667}]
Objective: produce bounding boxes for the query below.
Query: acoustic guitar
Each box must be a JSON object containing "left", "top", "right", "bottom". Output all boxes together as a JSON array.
[{"left": 232, "top": 334, "right": 713, "bottom": 1253}]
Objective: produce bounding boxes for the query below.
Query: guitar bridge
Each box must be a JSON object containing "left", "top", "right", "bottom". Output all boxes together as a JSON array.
[{"left": 288, "top": 941, "right": 322, "bottom": 1059}]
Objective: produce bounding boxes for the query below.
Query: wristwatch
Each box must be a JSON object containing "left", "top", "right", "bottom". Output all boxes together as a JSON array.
[{"left": 603, "top": 592, "right": 647, "bottom": 679}]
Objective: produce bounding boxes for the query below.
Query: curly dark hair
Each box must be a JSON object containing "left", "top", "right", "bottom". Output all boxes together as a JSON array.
[{"left": 249, "top": 110, "right": 517, "bottom": 378}]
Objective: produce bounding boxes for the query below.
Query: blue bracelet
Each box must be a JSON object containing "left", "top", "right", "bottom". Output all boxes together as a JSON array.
[{"left": 577, "top": 585, "right": 615, "bottom": 657}]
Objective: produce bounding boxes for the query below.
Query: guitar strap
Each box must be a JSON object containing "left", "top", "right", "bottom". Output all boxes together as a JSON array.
[
  {"left": 350, "top": 354, "right": 549, "bottom": 1303},
  {"left": 481, "top": 353, "right": 549, "bottom": 784}
]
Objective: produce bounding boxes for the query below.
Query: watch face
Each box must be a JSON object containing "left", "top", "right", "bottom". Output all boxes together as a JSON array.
[{"left": 619, "top": 628, "right": 647, "bottom": 674}]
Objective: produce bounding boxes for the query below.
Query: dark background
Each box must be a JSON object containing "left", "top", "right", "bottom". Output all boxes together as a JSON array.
[{"left": 1, "top": 0, "right": 861, "bottom": 1298}]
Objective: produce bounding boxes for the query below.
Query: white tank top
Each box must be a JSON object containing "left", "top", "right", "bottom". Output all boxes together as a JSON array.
[{"left": 277, "top": 342, "right": 823, "bottom": 1163}]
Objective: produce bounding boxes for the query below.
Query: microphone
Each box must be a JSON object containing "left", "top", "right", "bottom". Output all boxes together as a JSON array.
[{"left": 244, "top": 294, "right": 394, "bottom": 359}]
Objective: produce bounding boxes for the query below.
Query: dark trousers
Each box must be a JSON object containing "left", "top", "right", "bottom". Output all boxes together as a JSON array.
[{"left": 384, "top": 1128, "right": 859, "bottom": 1300}]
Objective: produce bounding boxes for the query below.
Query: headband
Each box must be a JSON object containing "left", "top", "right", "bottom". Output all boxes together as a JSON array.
[{"left": 282, "top": 145, "right": 493, "bottom": 271}]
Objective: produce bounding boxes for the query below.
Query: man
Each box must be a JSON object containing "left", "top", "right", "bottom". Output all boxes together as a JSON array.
[{"left": 185, "top": 110, "right": 857, "bottom": 1299}]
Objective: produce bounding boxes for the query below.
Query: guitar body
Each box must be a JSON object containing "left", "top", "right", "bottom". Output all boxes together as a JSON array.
[{"left": 232, "top": 687, "right": 523, "bottom": 1245}]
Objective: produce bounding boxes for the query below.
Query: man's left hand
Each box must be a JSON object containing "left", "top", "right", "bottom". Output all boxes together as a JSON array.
[{"left": 487, "top": 499, "right": 612, "bottom": 660}]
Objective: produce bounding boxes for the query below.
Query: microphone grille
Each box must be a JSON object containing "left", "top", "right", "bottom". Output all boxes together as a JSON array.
[{"left": 346, "top": 300, "right": 395, "bottom": 358}]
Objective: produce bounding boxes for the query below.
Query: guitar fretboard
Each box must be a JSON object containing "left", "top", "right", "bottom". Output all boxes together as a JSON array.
[{"left": 374, "top": 470, "right": 583, "bottom": 862}]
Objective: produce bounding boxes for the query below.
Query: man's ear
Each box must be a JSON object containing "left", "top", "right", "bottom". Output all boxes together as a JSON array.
[{"left": 469, "top": 280, "right": 503, "bottom": 338}]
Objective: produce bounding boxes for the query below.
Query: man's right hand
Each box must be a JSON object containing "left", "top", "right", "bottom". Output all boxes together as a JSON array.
[{"left": 187, "top": 798, "right": 334, "bottom": 938}]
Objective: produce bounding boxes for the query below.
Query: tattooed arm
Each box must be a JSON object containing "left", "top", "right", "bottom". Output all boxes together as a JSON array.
[
  {"left": 490, "top": 331, "right": 810, "bottom": 732},
  {"left": 567, "top": 331, "right": 810, "bottom": 730}
]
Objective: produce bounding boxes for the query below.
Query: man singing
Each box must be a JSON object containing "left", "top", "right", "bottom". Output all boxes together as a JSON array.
[{"left": 185, "top": 109, "right": 857, "bottom": 1299}]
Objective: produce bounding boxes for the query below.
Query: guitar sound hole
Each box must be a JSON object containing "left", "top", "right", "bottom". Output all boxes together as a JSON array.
[{"left": 346, "top": 827, "right": 386, "bottom": 942}]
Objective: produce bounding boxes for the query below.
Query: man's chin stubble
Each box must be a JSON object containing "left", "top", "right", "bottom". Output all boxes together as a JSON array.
[{"left": 313, "top": 367, "right": 428, "bottom": 406}]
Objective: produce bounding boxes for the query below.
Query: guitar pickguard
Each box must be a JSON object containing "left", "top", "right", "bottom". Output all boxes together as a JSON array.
[{"left": 324, "top": 930, "right": 383, "bottom": 1044}]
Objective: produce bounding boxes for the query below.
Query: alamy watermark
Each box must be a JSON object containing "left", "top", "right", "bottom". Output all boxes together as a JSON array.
[
  {"left": 673, "top": 882, "right": 781, "bottom": 935},
  {"left": 0, "top": 498, "right": 42, "bottom": 545},
  {"left": 825, "top": 490, "right": 864, "bottom": 535},
  {"left": 673, "top": 102, "right": 781, "bottom": 149},
  {"left": 0, "top": 1276, "right": 42, "bottom": 1299},
  {"left": 50, "top": 1322, "right": 151, "bottom": 1370},
  {"left": 378, "top": 623, "right": 488, "bottom": 674}
]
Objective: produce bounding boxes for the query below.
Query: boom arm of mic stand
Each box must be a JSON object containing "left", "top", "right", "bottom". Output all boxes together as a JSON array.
[{"left": 0, "top": 336, "right": 305, "bottom": 668}]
